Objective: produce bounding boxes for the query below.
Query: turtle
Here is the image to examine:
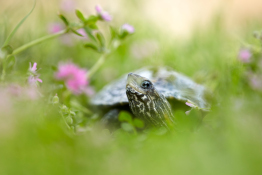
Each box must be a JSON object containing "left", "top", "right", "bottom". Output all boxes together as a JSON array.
[{"left": 91, "top": 67, "right": 210, "bottom": 129}]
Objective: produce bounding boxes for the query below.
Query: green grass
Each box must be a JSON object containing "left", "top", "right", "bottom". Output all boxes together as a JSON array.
[{"left": 1, "top": 4, "right": 262, "bottom": 175}]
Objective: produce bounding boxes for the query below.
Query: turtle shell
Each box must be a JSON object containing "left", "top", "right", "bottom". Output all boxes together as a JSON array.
[{"left": 91, "top": 67, "right": 210, "bottom": 110}]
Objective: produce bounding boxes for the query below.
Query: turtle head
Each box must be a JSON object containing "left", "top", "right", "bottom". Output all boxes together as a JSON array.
[{"left": 126, "top": 73, "right": 174, "bottom": 128}]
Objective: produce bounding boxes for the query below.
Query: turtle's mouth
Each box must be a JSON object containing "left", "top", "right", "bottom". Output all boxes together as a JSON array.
[{"left": 126, "top": 73, "right": 145, "bottom": 94}]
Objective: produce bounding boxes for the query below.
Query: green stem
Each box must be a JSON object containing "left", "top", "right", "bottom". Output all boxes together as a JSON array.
[
  {"left": 1, "top": 62, "right": 6, "bottom": 81},
  {"left": 86, "top": 54, "right": 107, "bottom": 79},
  {"left": 6, "top": 29, "right": 67, "bottom": 59},
  {"left": 86, "top": 40, "right": 121, "bottom": 79}
]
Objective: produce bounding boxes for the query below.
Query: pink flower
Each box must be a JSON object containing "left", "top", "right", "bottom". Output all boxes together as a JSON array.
[
  {"left": 238, "top": 49, "right": 252, "bottom": 63},
  {"left": 95, "top": 5, "right": 102, "bottom": 13},
  {"left": 121, "top": 24, "right": 135, "bottom": 34},
  {"left": 95, "top": 5, "right": 112, "bottom": 21},
  {"left": 55, "top": 62, "right": 88, "bottom": 94},
  {"left": 29, "top": 62, "right": 38, "bottom": 73},
  {"left": 186, "top": 102, "right": 194, "bottom": 107},
  {"left": 75, "top": 28, "right": 88, "bottom": 40},
  {"left": 28, "top": 75, "right": 43, "bottom": 85},
  {"left": 8, "top": 84, "right": 22, "bottom": 96},
  {"left": 28, "top": 62, "right": 42, "bottom": 86},
  {"left": 25, "top": 86, "right": 41, "bottom": 100},
  {"left": 48, "top": 23, "right": 64, "bottom": 34},
  {"left": 249, "top": 74, "right": 262, "bottom": 91},
  {"left": 60, "top": 0, "right": 75, "bottom": 12},
  {"left": 83, "top": 86, "right": 95, "bottom": 97}
]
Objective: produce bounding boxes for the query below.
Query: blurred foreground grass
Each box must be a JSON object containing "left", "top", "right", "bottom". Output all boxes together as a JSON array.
[{"left": 1, "top": 2, "right": 262, "bottom": 175}]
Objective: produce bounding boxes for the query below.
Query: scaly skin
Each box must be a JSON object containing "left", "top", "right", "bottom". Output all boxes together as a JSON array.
[{"left": 126, "top": 73, "right": 174, "bottom": 128}]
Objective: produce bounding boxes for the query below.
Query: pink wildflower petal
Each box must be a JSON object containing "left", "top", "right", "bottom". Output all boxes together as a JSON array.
[
  {"left": 186, "top": 102, "right": 194, "bottom": 107},
  {"left": 83, "top": 86, "right": 95, "bottom": 97},
  {"left": 60, "top": 0, "right": 75, "bottom": 12},
  {"left": 28, "top": 76, "right": 35, "bottom": 84},
  {"left": 48, "top": 23, "right": 64, "bottom": 34},
  {"left": 8, "top": 84, "right": 22, "bottom": 96},
  {"left": 95, "top": 5, "right": 112, "bottom": 21},
  {"left": 31, "top": 62, "right": 37, "bottom": 72},
  {"left": 25, "top": 87, "right": 40, "bottom": 100},
  {"left": 37, "top": 78, "right": 42, "bottom": 83},
  {"left": 75, "top": 28, "right": 88, "bottom": 40},
  {"left": 95, "top": 5, "right": 102, "bottom": 13},
  {"left": 77, "top": 28, "right": 87, "bottom": 37},
  {"left": 122, "top": 24, "right": 135, "bottom": 33},
  {"left": 101, "top": 12, "right": 112, "bottom": 21},
  {"left": 249, "top": 74, "right": 262, "bottom": 91},
  {"left": 238, "top": 49, "right": 251, "bottom": 63},
  {"left": 55, "top": 62, "right": 89, "bottom": 94}
]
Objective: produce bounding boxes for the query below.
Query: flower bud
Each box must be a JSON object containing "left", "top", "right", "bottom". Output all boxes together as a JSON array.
[
  {"left": 52, "top": 94, "right": 59, "bottom": 104},
  {"left": 65, "top": 116, "right": 73, "bottom": 125},
  {"left": 61, "top": 105, "right": 69, "bottom": 113}
]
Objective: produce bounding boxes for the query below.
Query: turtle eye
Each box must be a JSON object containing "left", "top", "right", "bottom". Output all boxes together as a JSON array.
[{"left": 141, "top": 80, "right": 152, "bottom": 89}]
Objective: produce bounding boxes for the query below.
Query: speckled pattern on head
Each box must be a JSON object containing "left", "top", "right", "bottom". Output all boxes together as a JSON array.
[{"left": 91, "top": 67, "right": 210, "bottom": 110}]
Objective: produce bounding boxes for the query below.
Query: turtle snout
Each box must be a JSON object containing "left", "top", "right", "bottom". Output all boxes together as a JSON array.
[
  {"left": 128, "top": 73, "right": 134, "bottom": 76},
  {"left": 126, "top": 85, "right": 136, "bottom": 94}
]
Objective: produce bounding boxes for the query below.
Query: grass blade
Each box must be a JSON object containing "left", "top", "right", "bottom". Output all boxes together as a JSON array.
[{"left": 3, "top": 0, "right": 36, "bottom": 46}]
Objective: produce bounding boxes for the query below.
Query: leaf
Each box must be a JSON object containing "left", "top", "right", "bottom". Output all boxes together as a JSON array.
[
  {"left": 0, "top": 45, "right": 13, "bottom": 59},
  {"left": 75, "top": 9, "right": 85, "bottom": 22},
  {"left": 121, "top": 122, "right": 134, "bottom": 132},
  {"left": 84, "top": 27, "right": 97, "bottom": 42},
  {"left": 119, "top": 31, "right": 128, "bottom": 39},
  {"left": 133, "top": 118, "right": 144, "bottom": 128},
  {"left": 86, "top": 15, "right": 98, "bottom": 24},
  {"left": 3, "top": 0, "right": 36, "bottom": 46},
  {"left": 58, "top": 13, "right": 69, "bottom": 26},
  {"left": 0, "top": 45, "right": 13, "bottom": 60},
  {"left": 119, "top": 111, "right": 133, "bottom": 124},
  {"left": 6, "top": 56, "right": 16, "bottom": 71},
  {"left": 70, "top": 100, "right": 91, "bottom": 114},
  {"left": 96, "top": 32, "right": 105, "bottom": 47},
  {"left": 89, "top": 23, "right": 98, "bottom": 30},
  {"left": 71, "top": 29, "right": 83, "bottom": 37},
  {"left": 83, "top": 43, "right": 99, "bottom": 52},
  {"left": 110, "top": 26, "right": 117, "bottom": 39},
  {"left": 69, "top": 111, "right": 76, "bottom": 116},
  {"left": 65, "top": 117, "right": 73, "bottom": 125}
]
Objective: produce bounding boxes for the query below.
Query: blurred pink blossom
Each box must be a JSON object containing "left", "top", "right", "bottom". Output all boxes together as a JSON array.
[
  {"left": 84, "top": 86, "right": 95, "bottom": 97},
  {"left": 8, "top": 84, "right": 22, "bottom": 96},
  {"left": 48, "top": 23, "right": 64, "bottom": 34},
  {"left": 28, "top": 62, "right": 42, "bottom": 86},
  {"left": 29, "top": 62, "right": 38, "bottom": 73},
  {"left": 55, "top": 62, "right": 89, "bottom": 94},
  {"left": 121, "top": 24, "right": 135, "bottom": 34},
  {"left": 95, "top": 5, "right": 112, "bottom": 21},
  {"left": 25, "top": 86, "right": 41, "bottom": 100},
  {"left": 238, "top": 49, "right": 252, "bottom": 63},
  {"left": 60, "top": 0, "right": 75, "bottom": 12},
  {"left": 75, "top": 28, "right": 88, "bottom": 40},
  {"left": 28, "top": 75, "right": 42, "bottom": 85},
  {"left": 186, "top": 102, "right": 194, "bottom": 107},
  {"left": 249, "top": 74, "right": 262, "bottom": 91}
]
